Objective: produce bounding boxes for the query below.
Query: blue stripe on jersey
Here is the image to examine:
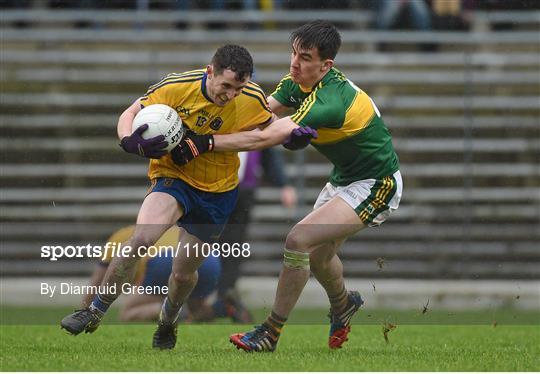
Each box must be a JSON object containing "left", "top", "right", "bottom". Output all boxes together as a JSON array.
[
  {"left": 244, "top": 84, "right": 266, "bottom": 98},
  {"left": 241, "top": 91, "right": 271, "bottom": 113},
  {"left": 144, "top": 76, "right": 203, "bottom": 97},
  {"left": 200, "top": 73, "right": 213, "bottom": 103},
  {"left": 148, "top": 71, "right": 204, "bottom": 91}
]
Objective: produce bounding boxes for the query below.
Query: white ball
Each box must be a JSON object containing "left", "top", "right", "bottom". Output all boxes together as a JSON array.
[{"left": 132, "top": 104, "right": 185, "bottom": 152}]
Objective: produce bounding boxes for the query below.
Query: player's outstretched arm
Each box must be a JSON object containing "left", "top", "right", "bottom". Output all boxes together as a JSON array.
[
  {"left": 170, "top": 117, "right": 317, "bottom": 166},
  {"left": 213, "top": 116, "right": 305, "bottom": 151}
]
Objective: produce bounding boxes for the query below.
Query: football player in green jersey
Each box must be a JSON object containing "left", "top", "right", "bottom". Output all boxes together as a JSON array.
[{"left": 174, "top": 20, "right": 403, "bottom": 352}]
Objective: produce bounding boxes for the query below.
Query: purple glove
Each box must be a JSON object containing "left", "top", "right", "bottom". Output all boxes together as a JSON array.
[
  {"left": 119, "top": 124, "right": 168, "bottom": 159},
  {"left": 283, "top": 126, "right": 318, "bottom": 150}
]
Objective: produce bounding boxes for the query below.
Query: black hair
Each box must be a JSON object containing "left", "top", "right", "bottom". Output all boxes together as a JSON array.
[
  {"left": 290, "top": 20, "right": 342, "bottom": 60},
  {"left": 211, "top": 44, "right": 254, "bottom": 81}
]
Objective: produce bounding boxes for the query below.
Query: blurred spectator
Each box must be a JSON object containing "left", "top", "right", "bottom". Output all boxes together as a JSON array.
[
  {"left": 374, "top": 0, "right": 434, "bottom": 51},
  {"left": 210, "top": 0, "right": 258, "bottom": 10},
  {"left": 477, "top": 0, "right": 540, "bottom": 10},
  {"left": 283, "top": 0, "right": 352, "bottom": 28},
  {"left": 207, "top": 0, "right": 259, "bottom": 29},
  {"left": 431, "top": 0, "right": 473, "bottom": 30},
  {"left": 212, "top": 148, "right": 297, "bottom": 323},
  {"left": 48, "top": 0, "right": 134, "bottom": 8},
  {"left": 375, "top": 0, "right": 432, "bottom": 31},
  {"left": 171, "top": 0, "right": 257, "bottom": 10},
  {"left": 0, "top": 0, "right": 31, "bottom": 8},
  {"left": 170, "top": 0, "right": 259, "bottom": 28},
  {"left": 283, "top": 0, "right": 350, "bottom": 9},
  {"left": 475, "top": 0, "right": 540, "bottom": 30},
  {"left": 0, "top": 0, "right": 32, "bottom": 28}
]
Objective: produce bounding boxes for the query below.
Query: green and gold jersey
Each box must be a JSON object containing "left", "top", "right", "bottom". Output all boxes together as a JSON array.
[
  {"left": 141, "top": 69, "right": 272, "bottom": 192},
  {"left": 272, "top": 68, "right": 399, "bottom": 185}
]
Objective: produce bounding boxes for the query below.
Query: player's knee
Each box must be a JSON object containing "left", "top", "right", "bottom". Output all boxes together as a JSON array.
[
  {"left": 285, "top": 229, "right": 312, "bottom": 252},
  {"left": 171, "top": 270, "right": 198, "bottom": 286}
]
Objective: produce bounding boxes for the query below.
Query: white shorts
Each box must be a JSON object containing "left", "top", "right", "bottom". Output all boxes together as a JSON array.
[{"left": 314, "top": 170, "right": 403, "bottom": 227}]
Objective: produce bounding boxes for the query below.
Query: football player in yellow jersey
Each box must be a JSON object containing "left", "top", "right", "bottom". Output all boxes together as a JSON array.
[
  {"left": 60, "top": 44, "right": 294, "bottom": 350},
  {"left": 81, "top": 226, "right": 221, "bottom": 323}
]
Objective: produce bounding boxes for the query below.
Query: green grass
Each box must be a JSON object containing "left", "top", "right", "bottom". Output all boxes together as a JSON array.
[
  {"left": 1, "top": 307, "right": 539, "bottom": 371},
  {"left": 2, "top": 305, "right": 539, "bottom": 325}
]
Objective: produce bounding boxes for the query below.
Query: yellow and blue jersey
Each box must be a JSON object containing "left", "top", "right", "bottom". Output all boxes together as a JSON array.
[{"left": 140, "top": 69, "right": 272, "bottom": 192}]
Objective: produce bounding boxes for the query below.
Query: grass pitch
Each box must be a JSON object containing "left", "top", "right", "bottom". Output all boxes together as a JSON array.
[{"left": 1, "top": 307, "right": 539, "bottom": 371}]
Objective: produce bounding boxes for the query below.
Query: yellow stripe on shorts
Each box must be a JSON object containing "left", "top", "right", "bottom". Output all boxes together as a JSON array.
[{"left": 356, "top": 176, "right": 396, "bottom": 225}]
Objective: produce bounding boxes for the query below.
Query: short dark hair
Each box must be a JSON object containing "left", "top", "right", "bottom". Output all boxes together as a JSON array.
[
  {"left": 211, "top": 44, "right": 254, "bottom": 81},
  {"left": 290, "top": 20, "right": 342, "bottom": 60}
]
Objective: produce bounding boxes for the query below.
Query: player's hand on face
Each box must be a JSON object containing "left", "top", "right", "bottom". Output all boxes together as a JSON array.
[
  {"left": 119, "top": 124, "right": 168, "bottom": 159},
  {"left": 170, "top": 130, "right": 215, "bottom": 166},
  {"left": 283, "top": 126, "right": 318, "bottom": 150}
]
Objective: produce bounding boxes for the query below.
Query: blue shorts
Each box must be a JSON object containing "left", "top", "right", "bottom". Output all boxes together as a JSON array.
[
  {"left": 141, "top": 253, "right": 221, "bottom": 299},
  {"left": 150, "top": 177, "right": 238, "bottom": 243}
]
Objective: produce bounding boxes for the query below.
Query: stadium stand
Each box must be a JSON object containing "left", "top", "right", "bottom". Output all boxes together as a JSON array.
[{"left": 1, "top": 9, "right": 539, "bottom": 281}]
